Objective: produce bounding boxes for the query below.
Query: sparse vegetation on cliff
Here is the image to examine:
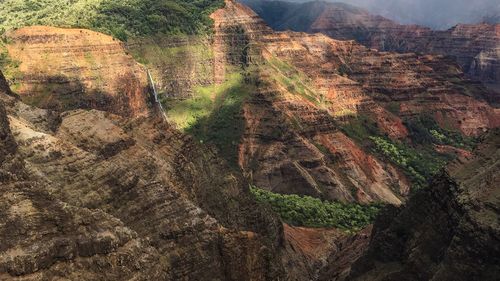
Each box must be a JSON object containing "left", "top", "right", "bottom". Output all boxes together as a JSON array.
[
  {"left": 251, "top": 186, "right": 382, "bottom": 231},
  {"left": 0, "top": 36, "right": 21, "bottom": 88},
  {"left": 266, "top": 56, "right": 322, "bottom": 106},
  {"left": 166, "top": 72, "right": 252, "bottom": 166},
  {"left": 369, "top": 136, "right": 448, "bottom": 188},
  {"left": 342, "top": 114, "right": 465, "bottom": 189},
  {"left": 405, "top": 115, "right": 476, "bottom": 150},
  {"left": 0, "top": 0, "right": 224, "bottom": 40}
]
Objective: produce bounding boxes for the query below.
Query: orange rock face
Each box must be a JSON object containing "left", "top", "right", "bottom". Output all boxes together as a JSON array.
[
  {"left": 210, "top": 1, "right": 499, "bottom": 204},
  {"left": 6, "top": 26, "right": 150, "bottom": 116},
  {"left": 214, "top": 1, "right": 410, "bottom": 204},
  {"left": 261, "top": 31, "right": 500, "bottom": 137},
  {"left": 246, "top": 1, "right": 500, "bottom": 86}
]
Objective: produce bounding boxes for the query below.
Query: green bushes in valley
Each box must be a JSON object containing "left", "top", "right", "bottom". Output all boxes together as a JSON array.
[
  {"left": 250, "top": 186, "right": 382, "bottom": 231},
  {"left": 404, "top": 115, "right": 476, "bottom": 149},
  {"left": 342, "top": 114, "right": 474, "bottom": 189}
]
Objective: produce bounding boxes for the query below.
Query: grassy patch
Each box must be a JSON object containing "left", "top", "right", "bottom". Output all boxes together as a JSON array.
[
  {"left": 166, "top": 72, "right": 252, "bottom": 166},
  {"left": 405, "top": 115, "right": 476, "bottom": 150},
  {"left": 341, "top": 114, "right": 380, "bottom": 144},
  {"left": 266, "top": 56, "right": 322, "bottom": 106},
  {"left": 251, "top": 186, "right": 382, "bottom": 231},
  {"left": 0, "top": 35, "right": 21, "bottom": 87}
]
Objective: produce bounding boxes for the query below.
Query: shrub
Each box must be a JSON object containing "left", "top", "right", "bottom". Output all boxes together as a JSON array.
[
  {"left": 250, "top": 186, "right": 383, "bottom": 231},
  {"left": 369, "top": 136, "right": 448, "bottom": 188}
]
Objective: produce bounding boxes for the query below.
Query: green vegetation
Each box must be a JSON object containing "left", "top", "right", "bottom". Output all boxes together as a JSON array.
[
  {"left": 0, "top": 0, "right": 224, "bottom": 40},
  {"left": 341, "top": 114, "right": 380, "bottom": 145},
  {"left": 266, "top": 56, "right": 323, "bottom": 106},
  {"left": 0, "top": 35, "right": 21, "bottom": 87},
  {"left": 165, "top": 72, "right": 252, "bottom": 166},
  {"left": 129, "top": 40, "right": 215, "bottom": 97},
  {"left": 405, "top": 115, "right": 476, "bottom": 150},
  {"left": 369, "top": 136, "right": 450, "bottom": 188},
  {"left": 341, "top": 114, "right": 468, "bottom": 189},
  {"left": 251, "top": 187, "right": 382, "bottom": 231}
]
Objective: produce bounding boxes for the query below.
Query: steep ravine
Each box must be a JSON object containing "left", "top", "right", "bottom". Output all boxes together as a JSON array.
[
  {"left": 0, "top": 1, "right": 499, "bottom": 280},
  {"left": 242, "top": 0, "right": 500, "bottom": 88},
  {"left": 207, "top": 0, "right": 499, "bottom": 205},
  {"left": 0, "top": 70, "right": 288, "bottom": 280},
  {"left": 345, "top": 130, "right": 500, "bottom": 281}
]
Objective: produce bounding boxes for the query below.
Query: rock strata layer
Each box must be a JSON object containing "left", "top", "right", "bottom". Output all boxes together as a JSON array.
[
  {"left": 347, "top": 130, "right": 500, "bottom": 281},
  {"left": 6, "top": 26, "right": 150, "bottom": 116}
]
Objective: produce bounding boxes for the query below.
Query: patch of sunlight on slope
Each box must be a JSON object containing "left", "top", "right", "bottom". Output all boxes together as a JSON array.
[
  {"left": 165, "top": 72, "right": 252, "bottom": 167},
  {"left": 166, "top": 72, "right": 245, "bottom": 130}
]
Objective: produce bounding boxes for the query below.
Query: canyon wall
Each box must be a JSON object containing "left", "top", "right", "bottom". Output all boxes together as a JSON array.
[
  {"left": 214, "top": 0, "right": 410, "bottom": 204},
  {"left": 347, "top": 130, "right": 500, "bottom": 281},
  {"left": 126, "top": 36, "right": 216, "bottom": 98},
  {"left": 209, "top": 0, "right": 499, "bottom": 205},
  {"left": 0, "top": 70, "right": 289, "bottom": 280},
  {"left": 243, "top": 0, "right": 500, "bottom": 87},
  {"left": 5, "top": 26, "right": 150, "bottom": 116}
]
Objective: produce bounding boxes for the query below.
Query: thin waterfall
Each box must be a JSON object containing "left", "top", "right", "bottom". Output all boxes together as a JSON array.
[{"left": 147, "top": 69, "right": 169, "bottom": 122}]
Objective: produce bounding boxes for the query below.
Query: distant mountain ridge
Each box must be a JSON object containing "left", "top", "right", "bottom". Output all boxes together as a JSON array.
[
  {"left": 242, "top": 0, "right": 500, "bottom": 29},
  {"left": 240, "top": 0, "right": 500, "bottom": 87}
]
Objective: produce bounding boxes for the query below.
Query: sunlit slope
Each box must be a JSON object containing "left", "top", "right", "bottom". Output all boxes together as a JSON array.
[{"left": 0, "top": 0, "right": 224, "bottom": 40}]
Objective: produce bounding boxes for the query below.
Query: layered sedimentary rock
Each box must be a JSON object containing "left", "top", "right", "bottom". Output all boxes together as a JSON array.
[
  {"left": 126, "top": 36, "right": 216, "bottom": 98},
  {"left": 254, "top": 5, "right": 500, "bottom": 136},
  {"left": 0, "top": 70, "right": 287, "bottom": 280},
  {"left": 283, "top": 224, "right": 372, "bottom": 281},
  {"left": 239, "top": 77, "right": 409, "bottom": 204},
  {"left": 215, "top": 0, "right": 410, "bottom": 204},
  {"left": 211, "top": 1, "right": 499, "bottom": 204},
  {"left": 347, "top": 130, "right": 500, "bottom": 281},
  {"left": 211, "top": 0, "right": 272, "bottom": 83},
  {"left": 243, "top": 0, "right": 500, "bottom": 86},
  {"left": 314, "top": 20, "right": 500, "bottom": 86},
  {"left": 5, "top": 26, "right": 149, "bottom": 116}
]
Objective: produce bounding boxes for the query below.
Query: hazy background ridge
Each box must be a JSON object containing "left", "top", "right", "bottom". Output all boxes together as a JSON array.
[{"left": 259, "top": 0, "right": 500, "bottom": 29}]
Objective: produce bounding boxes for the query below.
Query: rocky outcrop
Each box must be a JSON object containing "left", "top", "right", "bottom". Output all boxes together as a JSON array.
[
  {"left": 0, "top": 72, "right": 16, "bottom": 162},
  {"left": 211, "top": 0, "right": 272, "bottom": 82},
  {"left": 213, "top": 0, "right": 410, "bottom": 204},
  {"left": 260, "top": 27, "right": 500, "bottom": 136},
  {"left": 238, "top": 78, "right": 409, "bottom": 204},
  {"left": 347, "top": 130, "right": 500, "bottom": 281},
  {"left": 0, "top": 69, "right": 288, "bottom": 280},
  {"left": 282, "top": 224, "right": 373, "bottom": 281},
  {"left": 5, "top": 26, "right": 150, "bottom": 116}
]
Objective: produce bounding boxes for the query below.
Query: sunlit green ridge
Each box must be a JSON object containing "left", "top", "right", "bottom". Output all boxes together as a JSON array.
[{"left": 0, "top": 0, "right": 224, "bottom": 40}]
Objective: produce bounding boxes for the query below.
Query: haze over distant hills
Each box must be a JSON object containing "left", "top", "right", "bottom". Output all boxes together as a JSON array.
[
  {"left": 245, "top": 0, "right": 500, "bottom": 29},
  {"left": 241, "top": 0, "right": 500, "bottom": 87}
]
